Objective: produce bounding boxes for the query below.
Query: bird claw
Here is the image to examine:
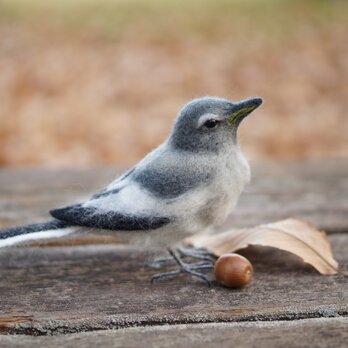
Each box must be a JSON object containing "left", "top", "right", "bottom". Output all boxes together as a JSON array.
[
  {"left": 149, "top": 246, "right": 216, "bottom": 269},
  {"left": 176, "top": 246, "right": 217, "bottom": 263},
  {"left": 150, "top": 247, "right": 214, "bottom": 286},
  {"left": 151, "top": 267, "right": 212, "bottom": 286}
]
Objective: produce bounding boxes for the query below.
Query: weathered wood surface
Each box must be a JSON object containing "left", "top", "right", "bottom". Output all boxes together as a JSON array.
[
  {"left": 0, "top": 160, "right": 347, "bottom": 346},
  {"left": 0, "top": 238, "right": 347, "bottom": 335},
  {"left": 0, "top": 159, "right": 347, "bottom": 232},
  {"left": 1, "top": 318, "right": 347, "bottom": 348}
]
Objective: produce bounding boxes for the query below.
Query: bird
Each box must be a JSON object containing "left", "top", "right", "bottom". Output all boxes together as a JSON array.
[{"left": 0, "top": 96, "right": 262, "bottom": 283}]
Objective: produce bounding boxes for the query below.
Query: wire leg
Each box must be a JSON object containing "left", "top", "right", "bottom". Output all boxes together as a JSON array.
[
  {"left": 177, "top": 246, "right": 217, "bottom": 263},
  {"left": 150, "top": 247, "right": 213, "bottom": 286}
]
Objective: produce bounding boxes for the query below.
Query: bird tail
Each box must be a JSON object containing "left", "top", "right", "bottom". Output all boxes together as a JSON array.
[{"left": 0, "top": 220, "right": 75, "bottom": 248}]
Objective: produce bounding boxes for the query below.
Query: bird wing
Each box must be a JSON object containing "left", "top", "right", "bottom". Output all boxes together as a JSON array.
[
  {"left": 50, "top": 203, "right": 171, "bottom": 231},
  {"left": 132, "top": 151, "right": 215, "bottom": 199},
  {"left": 49, "top": 146, "right": 212, "bottom": 231}
]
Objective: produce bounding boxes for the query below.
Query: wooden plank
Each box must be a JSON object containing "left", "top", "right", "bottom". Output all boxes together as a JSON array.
[
  {"left": 0, "top": 234, "right": 347, "bottom": 335},
  {"left": 0, "top": 159, "right": 347, "bottom": 232},
  {"left": 1, "top": 318, "right": 347, "bottom": 348}
]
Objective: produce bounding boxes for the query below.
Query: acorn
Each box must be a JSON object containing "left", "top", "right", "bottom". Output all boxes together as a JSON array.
[{"left": 214, "top": 253, "right": 253, "bottom": 288}]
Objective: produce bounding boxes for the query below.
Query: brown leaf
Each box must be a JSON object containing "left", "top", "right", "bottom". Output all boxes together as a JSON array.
[{"left": 185, "top": 218, "right": 339, "bottom": 275}]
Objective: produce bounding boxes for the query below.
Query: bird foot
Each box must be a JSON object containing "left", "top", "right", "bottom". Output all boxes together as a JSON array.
[
  {"left": 150, "top": 247, "right": 215, "bottom": 285},
  {"left": 177, "top": 246, "right": 217, "bottom": 263},
  {"left": 149, "top": 257, "right": 175, "bottom": 269},
  {"left": 149, "top": 246, "right": 216, "bottom": 268}
]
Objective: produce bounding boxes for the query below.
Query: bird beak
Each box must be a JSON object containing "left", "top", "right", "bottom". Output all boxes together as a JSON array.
[{"left": 227, "top": 97, "right": 263, "bottom": 127}]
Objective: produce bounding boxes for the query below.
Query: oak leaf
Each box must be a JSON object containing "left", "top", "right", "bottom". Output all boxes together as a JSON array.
[{"left": 185, "top": 218, "right": 339, "bottom": 275}]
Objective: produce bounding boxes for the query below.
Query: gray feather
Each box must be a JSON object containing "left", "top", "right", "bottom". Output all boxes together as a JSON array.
[
  {"left": 133, "top": 162, "right": 214, "bottom": 199},
  {"left": 50, "top": 204, "right": 171, "bottom": 231}
]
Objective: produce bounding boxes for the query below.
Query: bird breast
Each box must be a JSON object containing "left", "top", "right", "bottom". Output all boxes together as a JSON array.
[{"left": 197, "top": 149, "right": 250, "bottom": 229}]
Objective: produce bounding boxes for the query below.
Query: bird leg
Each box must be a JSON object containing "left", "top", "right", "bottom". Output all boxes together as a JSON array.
[
  {"left": 150, "top": 247, "right": 214, "bottom": 285},
  {"left": 149, "top": 246, "right": 216, "bottom": 268},
  {"left": 176, "top": 246, "right": 217, "bottom": 263},
  {"left": 148, "top": 256, "right": 176, "bottom": 269}
]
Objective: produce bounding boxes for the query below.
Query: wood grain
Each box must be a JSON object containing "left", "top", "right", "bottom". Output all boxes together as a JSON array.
[
  {"left": 1, "top": 318, "right": 347, "bottom": 348},
  {"left": 0, "top": 235, "right": 347, "bottom": 335}
]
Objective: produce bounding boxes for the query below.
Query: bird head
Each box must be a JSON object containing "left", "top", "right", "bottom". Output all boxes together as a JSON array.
[{"left": 169, "top": 96, "right": 263, "bottom": 153}]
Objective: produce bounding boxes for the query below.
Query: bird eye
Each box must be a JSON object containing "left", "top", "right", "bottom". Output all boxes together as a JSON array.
[{"left": 204, "top": 119, "right": 219, "bottom": 129}]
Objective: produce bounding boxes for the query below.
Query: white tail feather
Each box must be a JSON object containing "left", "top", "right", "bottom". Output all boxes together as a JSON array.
[{"left": 0, "top": 227, "right": 76, "bottom": 248}]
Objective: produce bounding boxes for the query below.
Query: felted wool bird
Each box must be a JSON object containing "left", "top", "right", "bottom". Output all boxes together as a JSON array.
[{"left": 0, "top": 96, "right": 262, "bottom": 283}]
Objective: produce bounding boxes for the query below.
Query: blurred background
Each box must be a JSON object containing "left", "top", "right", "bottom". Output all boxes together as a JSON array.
[{"left": 0, "top": 0, "right": 347, "bottom": 168}]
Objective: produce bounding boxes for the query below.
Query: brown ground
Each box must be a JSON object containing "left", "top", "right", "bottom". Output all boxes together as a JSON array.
[{"left": 0, "top": 0, "right": 347, "bottom": 167}]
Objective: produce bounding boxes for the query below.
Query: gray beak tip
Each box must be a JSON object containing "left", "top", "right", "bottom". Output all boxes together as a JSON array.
[{"left": 251, "top": 97, "right": 263, "bottom": 107}]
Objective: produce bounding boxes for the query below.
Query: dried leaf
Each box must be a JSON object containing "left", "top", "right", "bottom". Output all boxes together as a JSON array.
[{"left": 185, "top": 218, "right": 339, "bottom": 275}]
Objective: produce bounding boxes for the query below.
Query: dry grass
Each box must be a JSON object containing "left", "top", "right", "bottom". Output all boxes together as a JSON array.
[{"left": 0, "top": 0, "right": 347, "bottom": 167}]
